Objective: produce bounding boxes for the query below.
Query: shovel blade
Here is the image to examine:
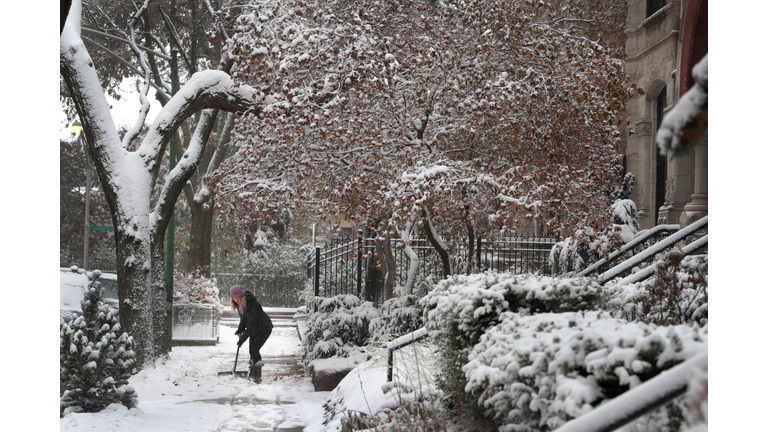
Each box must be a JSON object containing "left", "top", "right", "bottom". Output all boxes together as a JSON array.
[{"left": 218, "top": 371, "right": 249, "bottom": 378}]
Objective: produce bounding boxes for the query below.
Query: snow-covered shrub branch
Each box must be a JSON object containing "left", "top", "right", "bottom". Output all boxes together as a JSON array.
[
  {"left": 420, "top": 272, "right": 604, "bottom": 425},
  {"left": 657, "top": 55, "right": 708, "bottom": 157},
  {"left": 464, "top": 311, "right": 708, "bottom": 431},
  {"left": 606, "top": 250, "right": 708, "bottom": 326},
  {"left": 302, "top": 295, "right": 381, "bottom": 365},
  {"left": 368, "top": 295, "right": 425, "bottom": 345},
  {"left": 60, "top": 271, "right": 137, "bottom": 416},
  {"left": 549, "top": 198, "right": 640, "bottom": 275},
  {"left": 172, "top": 268, "right": 224, "bottom": 314}
]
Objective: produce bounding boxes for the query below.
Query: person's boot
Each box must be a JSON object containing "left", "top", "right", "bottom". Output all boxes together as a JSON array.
[{"left": 249, "top": 365, "right": 262, "bottom": 383}]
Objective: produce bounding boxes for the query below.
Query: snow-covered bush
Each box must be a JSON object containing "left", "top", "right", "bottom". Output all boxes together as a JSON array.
[
  {"left": 302, "top": 295, "right": 381, "bottom": 365},
  {"left": 173, "top": 267, "right": 224, "bottom": 313},
  {"left": 607, "top": 249, "right": 708, "bottom": 326},
  {"left": 550, "top": 199, "right": 640, "bottom": 275},
  {"left": 420, "top": 272, "right": 603, "bottom": 425},
  {"left": 321, "top": 343, "right": 449, "bottom": 432},
  {"left": 368, "top": 295, "right": 424, "bottom": 344},
  {"left": 463, "top": 311, "right": 708, "bottom": 432},
  {"left": 60, "top": 271, "right": 137, "bottom": 417}
]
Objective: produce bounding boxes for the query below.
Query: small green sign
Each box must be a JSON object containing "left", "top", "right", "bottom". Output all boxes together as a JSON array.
[{"left": 90, "top": 225, "right": 114, "bottom": 232}]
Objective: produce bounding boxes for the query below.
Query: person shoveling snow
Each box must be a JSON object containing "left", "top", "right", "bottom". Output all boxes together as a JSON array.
[{"left": 229, "top": 285, "right": 274, "bottom": 383}]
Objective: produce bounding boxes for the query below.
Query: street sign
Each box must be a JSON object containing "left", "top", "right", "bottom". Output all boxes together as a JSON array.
[{"left": 90, "top": 225, "right": 114, "bottom": 232}]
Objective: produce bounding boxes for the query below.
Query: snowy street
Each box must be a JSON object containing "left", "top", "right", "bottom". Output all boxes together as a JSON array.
[{"left": 60, "top": 308, "right": 332, "bottom": 432}]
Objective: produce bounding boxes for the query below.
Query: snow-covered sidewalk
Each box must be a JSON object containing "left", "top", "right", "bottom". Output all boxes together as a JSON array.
[{"left": 60, "top": 309, "right": 332, "bottom": 432}]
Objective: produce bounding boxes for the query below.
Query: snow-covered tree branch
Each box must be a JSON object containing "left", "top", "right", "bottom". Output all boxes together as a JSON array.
[{"left": 60, "top": 0, "right": 258, "bottom": 368}]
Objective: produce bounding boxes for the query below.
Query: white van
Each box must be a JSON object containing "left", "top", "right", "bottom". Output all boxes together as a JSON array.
[{"left": 60, "top": 267, "right": 119, "bottom": 324}]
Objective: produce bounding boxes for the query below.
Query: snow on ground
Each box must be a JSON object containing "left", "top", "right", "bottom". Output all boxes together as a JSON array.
[{"left": 60, "top": 309, "right": 331, "bottom": 432}]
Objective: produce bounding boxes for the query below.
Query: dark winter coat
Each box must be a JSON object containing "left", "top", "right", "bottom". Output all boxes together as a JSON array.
[{"left": 235, "top": 291, "right": 273, "bottom": 346}]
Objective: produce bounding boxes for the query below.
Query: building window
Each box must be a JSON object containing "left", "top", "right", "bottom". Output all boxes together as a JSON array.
[
  {"left": 647, "top": 0, "right": 666, "bottom": 17},
  {"left": 654, "top": 85, "right": 667, "bottom": 222}
]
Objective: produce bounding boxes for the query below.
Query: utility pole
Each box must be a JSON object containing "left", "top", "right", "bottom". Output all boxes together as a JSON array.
[
  {"left": 166, "top": 48, "right": 179, "bottom": 351},
  {"left": 74, "top": 120, "right": 90, "bottom": 270}
]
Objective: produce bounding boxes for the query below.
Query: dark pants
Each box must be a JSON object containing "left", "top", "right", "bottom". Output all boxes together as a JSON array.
[{"left": 248, "top": 328, "right": 272, "bottom": 363}]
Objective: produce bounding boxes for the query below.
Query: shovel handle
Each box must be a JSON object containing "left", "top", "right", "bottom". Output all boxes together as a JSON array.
[{"left": 233, "top": 344, "right": 240, "bottom": 374}]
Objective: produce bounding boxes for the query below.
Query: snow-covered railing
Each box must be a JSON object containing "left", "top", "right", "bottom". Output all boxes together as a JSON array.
[
  {"left": 575, "top": 224, "right": 681, "bottom": 278},
  {"left": 612, "top": 234, "right": 708, "bottom": 287},
  {"left": 553, "top": 351, "right": 707, "bottom": 432},
  {"left": 386, "top": 327, "right": 430, "bottom": 382},
  {"left": 597, "top": 216, "right": 708, "bottom": 285}
]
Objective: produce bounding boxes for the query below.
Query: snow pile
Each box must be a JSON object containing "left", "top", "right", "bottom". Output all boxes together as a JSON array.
[
  {"left": 321, "top": 343, "right": 444, "bottom": 431},
  {"left": 463, "top": 311, "right": 708, "bottom": 431}
]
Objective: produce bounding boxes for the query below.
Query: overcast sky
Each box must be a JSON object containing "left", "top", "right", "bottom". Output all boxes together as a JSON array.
[{"left": 60, "top": 78, "right": 163, "bottom": 141}]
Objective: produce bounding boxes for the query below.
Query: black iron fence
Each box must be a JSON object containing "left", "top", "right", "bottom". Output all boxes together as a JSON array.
[
  {"left": 307, "top": 232, "right": 558, "bottom": 307},
  {"left": 214, "top": 272, "right": 305, "bottom": 308}
]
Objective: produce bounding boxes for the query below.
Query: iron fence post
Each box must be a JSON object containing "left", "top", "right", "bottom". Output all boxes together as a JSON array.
[
  {"left": 477, "top": 236, "right": 482, "bottom": 271},
  {"left": 314, "top": 246, "right": 320, "bottom": 298},
  {"left": 357, "top": 229, "right": 363, "bottom": 298}
]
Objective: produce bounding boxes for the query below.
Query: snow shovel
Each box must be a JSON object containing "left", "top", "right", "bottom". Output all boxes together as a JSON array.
[{"left": 218, "top": 344, "right": 249, "bottom": 378}]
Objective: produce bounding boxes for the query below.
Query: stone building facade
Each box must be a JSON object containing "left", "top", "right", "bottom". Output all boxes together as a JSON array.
[{"left": 624, "top": 0, "right": 708, "bottom": 229}]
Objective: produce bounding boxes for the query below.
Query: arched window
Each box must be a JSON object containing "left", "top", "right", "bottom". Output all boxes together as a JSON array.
[
  {"left": 654, "top": 85, "right": 667, "bottom": 222},
  {"left": 647, "top": 0, "right": 666, "bottom": 17}
]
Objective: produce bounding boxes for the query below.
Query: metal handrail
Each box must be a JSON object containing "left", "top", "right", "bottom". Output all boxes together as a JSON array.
[
  {"left": 553, "top": 351, "right": 707, "bottom": 432},
  {"left": 597, "top": 216, "right": 708, "bottom": 285},
  {"left": 612, "top": 235, "right": 708, "bottom": 287},
  {"left": 386, "top": 327, "right": 430, "bottom": 382},
  {"left": 575, "top": 224, "right": 681, "bottom": 278}
]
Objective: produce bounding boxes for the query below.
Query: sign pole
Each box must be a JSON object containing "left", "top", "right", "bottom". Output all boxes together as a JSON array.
[{"left": 165, "top": 48, "right": 179, "bottom": 351}]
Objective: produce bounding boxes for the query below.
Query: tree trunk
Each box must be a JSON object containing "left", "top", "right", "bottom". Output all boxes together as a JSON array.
[
  {"left": 464, "top": 204, "right": 476, "bottom": 275},
  {"left": 151, "top": 234, "right": 171, "bottom": 356},
  {"left": 400, "top": 228, "right": 419, "bottom": 295},
  {"left": 187, "top": 200, "right": 215, "bottom": 275},
  {"left": 421, "top": 208, "right": 452, "bottom": 279},
  {"left": 379, "top": 234, "right": 395, "bottom": 301},
  {"left": 63, "top": 3, "right": 255, "bottom": 370},
  {"left": 114, "top": 216, "right": 157, "bottom": 368}
]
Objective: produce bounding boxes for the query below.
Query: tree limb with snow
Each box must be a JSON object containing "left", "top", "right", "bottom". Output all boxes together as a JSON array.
[{"left": 61, "top": 0, "right": 258, "bottom": 367}]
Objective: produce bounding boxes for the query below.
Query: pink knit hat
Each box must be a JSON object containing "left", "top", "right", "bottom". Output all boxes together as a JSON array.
[{"left": 230, "top": 285, "right": 245, "bottom": 298}]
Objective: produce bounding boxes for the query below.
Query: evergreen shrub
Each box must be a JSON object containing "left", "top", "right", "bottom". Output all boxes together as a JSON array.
[
  {"left": 302, "top": 295, "right": 381, "bottom": 365},
  {"left": 420, "top": 272, "right": 603, "bottom": 426},
  {"left": 463, "top": 311, "right": 708, "bottom": 431},
  {"left": 60, "top": 271, "right": 137, "bottom": 417},
  {"left": 368, "top": 295, "right": 424, "bottom": 344}
]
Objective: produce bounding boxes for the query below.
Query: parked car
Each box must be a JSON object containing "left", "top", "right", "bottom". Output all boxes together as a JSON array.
[{"left": 60, "top": 267, "right": 119, "bottom": 324}]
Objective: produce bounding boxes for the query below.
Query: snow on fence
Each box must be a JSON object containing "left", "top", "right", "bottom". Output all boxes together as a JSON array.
[
  {"left": 171, "top": 303, "right": 220, "bottom": 346},
  {"left": 307, "top": 232, "right": 558, "bottom": 307}
]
